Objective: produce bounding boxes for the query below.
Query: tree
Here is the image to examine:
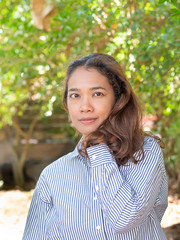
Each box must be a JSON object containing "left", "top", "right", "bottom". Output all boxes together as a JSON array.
[
  {"left": 0, "top": 0, "right": 64, "bottom": 187},
  {"left": 105, "top": 0, "right": 180, "bottom": 185},
  {"left": 0, "top": 0, "right": 179, "bottom": 188},
  {"left": 0, "top": 0, "right": 117, "bottom": 187}
]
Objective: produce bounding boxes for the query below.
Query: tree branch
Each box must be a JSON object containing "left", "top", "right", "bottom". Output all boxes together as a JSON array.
[{"left": 12, "top": 120, "right": 28, "bottom": 139}]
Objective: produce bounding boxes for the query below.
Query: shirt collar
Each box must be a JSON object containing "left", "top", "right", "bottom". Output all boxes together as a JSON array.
[
  {"left": 70, "top": 136, "right": 83, "bottom": 158},
  {"left": 70, "top": 145, "right": 80, "bottom": 158},
  {"left": 70, "top": 137, "right": 91, "bottom": 167}
]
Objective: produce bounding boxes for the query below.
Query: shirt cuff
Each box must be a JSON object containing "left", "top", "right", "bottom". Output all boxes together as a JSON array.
[{"left": 86, "top": 144, "right": 116, "bottom": 167}]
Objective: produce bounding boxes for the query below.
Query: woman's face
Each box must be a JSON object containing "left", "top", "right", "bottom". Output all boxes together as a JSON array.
[{"left": 67, "top": 67, "right": 115, "bottom": 138}]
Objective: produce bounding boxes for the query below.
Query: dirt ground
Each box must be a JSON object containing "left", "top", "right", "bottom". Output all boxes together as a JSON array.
[{"left": 0, "top": 190, "right": 180, "bottom": 240}]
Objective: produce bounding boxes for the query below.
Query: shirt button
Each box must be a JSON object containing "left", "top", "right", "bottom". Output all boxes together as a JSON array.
[
  {"left": 95, "top": 185, "right": 99, "bottom": 191},
  {"left": 96, "top": 225, "right": 101, "bottom": 230},
  {"left": 92, "top": 154, "right": 96, "bottom": 160}
]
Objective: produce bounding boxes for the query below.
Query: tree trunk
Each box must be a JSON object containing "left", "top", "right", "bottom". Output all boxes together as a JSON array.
[
  {"left": 10, "top": 115, "right": 39, "bottom": 188},
  {"left": 12, "top": 158, "right": 25, "bottom": 188},
  {"left": 10, "top": 144, "right": 25, "bottom": 188}
]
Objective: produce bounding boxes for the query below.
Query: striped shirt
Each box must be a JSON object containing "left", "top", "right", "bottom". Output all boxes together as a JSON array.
[{"left": 22, "top": 137, "right": 168, "bottom": 240}]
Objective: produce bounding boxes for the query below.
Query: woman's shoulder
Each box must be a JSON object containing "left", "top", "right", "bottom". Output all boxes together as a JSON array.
[
  {"left": 35, "top": 151, "right": 75, "bottom": 195},
  {"left": 130, "top": 136, "right": 163, "bottom": 168},
  {"left": 43, "top": 151, "right": 74, "bottom": 175},
  {"left": 121, "top": 136, "right": 164, "bottom": 176},
  {"left": 143, "top": 136, "right": 162, "bottom": 155},
  {"left": 32, "top": 151, "right": 75, "bottom": 202}
]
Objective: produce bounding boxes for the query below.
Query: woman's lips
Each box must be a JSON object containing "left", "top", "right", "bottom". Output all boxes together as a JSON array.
[{"left": 79, "top": 118, "right": 97, "bottom": 124}]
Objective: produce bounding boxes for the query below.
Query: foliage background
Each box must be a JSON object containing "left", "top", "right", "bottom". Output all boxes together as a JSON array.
[{"left": 0, "top": 0, "right": 179, "bottom": 188}]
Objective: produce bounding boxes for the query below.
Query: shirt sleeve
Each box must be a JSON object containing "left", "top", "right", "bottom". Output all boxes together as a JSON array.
[
  {"left": 86, "top": 138, "right": 165, "bottom": 233},
  {"left": 22, "top": 173, "right": 53, "bottom": 240}
]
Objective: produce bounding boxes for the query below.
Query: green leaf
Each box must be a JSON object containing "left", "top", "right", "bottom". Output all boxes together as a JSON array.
[
  {"left": 171, "top": 0, "right": 177, "bottom": 5},
  {"left": 159, "top": 0, "right": 166, "bottom": 3},
  {"left": 170, "top": 8, "right": 180, "bottom": 14},
  {"left": 171, "top": 12, "right": 180, "bottom": 17},
  {"left": 170, "top": 4, "right": 180, "bottom": 11}
]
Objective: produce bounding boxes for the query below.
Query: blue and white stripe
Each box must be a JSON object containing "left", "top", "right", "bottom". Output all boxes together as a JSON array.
[{"left": 22, "top": 137, "right": 168, "bottom": 240}]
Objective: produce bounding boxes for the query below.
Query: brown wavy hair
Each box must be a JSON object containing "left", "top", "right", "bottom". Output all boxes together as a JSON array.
[{"left": 63, "top": 53, "right": 162, "bottom": 165}]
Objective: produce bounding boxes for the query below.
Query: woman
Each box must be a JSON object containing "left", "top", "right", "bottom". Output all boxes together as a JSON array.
[{"left": 22, "top": 53, "right": 168, "bottom": 240}]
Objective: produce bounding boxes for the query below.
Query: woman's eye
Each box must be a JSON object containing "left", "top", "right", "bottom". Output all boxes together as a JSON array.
[
  {"left": 69, "top": 93, "right": 79, "bottom": 98},
  {"left": 93, "top": 92, "right": 104, "bottom": 97}
]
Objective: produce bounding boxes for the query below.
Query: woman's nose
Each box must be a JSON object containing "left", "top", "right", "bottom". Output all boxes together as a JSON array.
[{"left": 80, "top": 97, "right": 93, "bottom": 112}]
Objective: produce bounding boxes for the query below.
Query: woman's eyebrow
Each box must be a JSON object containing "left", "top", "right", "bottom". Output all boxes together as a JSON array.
[
  {"left": 68, "top": 86, "right": 107, "bottom": 92},
  {"left": 90, "top": 86, "right": 106, "bottom": 91},
  {"left": 68, "top": 88, "right": 80, "bottom": 92}
]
